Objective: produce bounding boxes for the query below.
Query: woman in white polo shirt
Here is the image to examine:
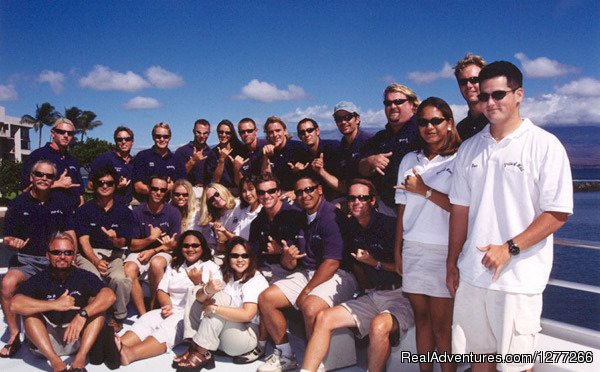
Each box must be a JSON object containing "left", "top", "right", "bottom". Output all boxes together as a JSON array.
[{"left": 394, "top": 96, "right": 462, "bottom": 372}]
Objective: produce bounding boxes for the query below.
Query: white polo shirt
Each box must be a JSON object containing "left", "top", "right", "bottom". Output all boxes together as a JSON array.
[
  {"left": 223, "top": 272, "right": 269, "bottom": 324},
  {"left": 395, "top": 150, "right": 456, "bottom": 245},
  {"left": 449, "top": 119, "right": 573, "bottom": 294},
  {"left": 157, "top": 260, "right": 222, "bottom": 310}
]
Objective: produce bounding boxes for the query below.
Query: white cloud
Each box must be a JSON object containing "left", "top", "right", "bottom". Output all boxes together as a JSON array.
[
  {"left": 0, "top": 84, "right": 18, "bottom": 101},
  {"left": 450, "top": 104, "right": 469, "bottom": 123},
  {"left": 146, "top": 66, "right": 184, "bottom": 89},
  {"left": 80, "top": 65, "right": 150, "bottom": 92},
  {"left": 555, "top": 77, "right": 600, "bottom": 97},
  {"left": 38, "top": 70, "right": 65, "bottom": 94},
  {"left": 381, "top": 75, "right": 397, "bottom": 84},
  {"left": 360, "top": 109, "right": 387, "bottom": 129},
  {"left": 281, "top": 105, "right": 331, "bottom": 124},
  {"left": 123, "top": 96, "right": 161, "bottom": 110},
  {"left": 237, "top": 79, "right": 307, "bottom": 102},
  {"left": 408, "top": 62, "right": 454, "bottom": 84},
  {"left": 514, "top": 52, "right": 578, "bottom": 78},
  {"left": 522, "top": 94, "right": 600, "bottom": 126}
]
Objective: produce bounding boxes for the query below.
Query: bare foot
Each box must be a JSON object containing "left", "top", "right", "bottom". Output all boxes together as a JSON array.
[
  {"left": 114, "top": 334, "right": 133, "bottom": 366},
  {"left": 0, "top": 333, "right": 19, "bottom": 357},
  {"left": 50, "top": 358, "right": 67, "bottom": 372}
]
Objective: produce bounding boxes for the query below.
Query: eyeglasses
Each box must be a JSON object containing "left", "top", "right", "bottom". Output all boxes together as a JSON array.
[
  {"left": 115, "top": 136, "right": 132, "bottom": 142},
  {"left": 416, "top": 117, "right": 447, "bottom": 127},
  {"left": 217, "top": 130, "right": 232, "bottom": 136},
  {"left": 194, "top": 130, "right": 209, "bottom": 136},
  {"left": 154, "top": 134, "right": 170, "bottom": 140},
  {"left": 383, "top": 98, "right": 408, "bottom": 107},
  {"left": 477, "top": 89, "right": 517, "bottom": 103},
  {"left": 53, "top": 128, "right": 75, "bottom": 136},
  {"left": 294, "top": 185, "right": 318, "bottom": 197},
  {"left": 458, "top": 76, "right": 479, "bottom": 86},
  {"left": 347, "top": 194, "right": 372, "bottom": 202},
  {"left": 48, "top": 250, "right": 75, "bottom": 256},
  {"left": 230, "top": 253, "right": 250, "bottom": 259},
  {"left": 150, "top": 186, "right": 168, "bottom": 193},
  {"left": 256, "top": 187, "right": 278, "bottom": 196},
  {"left": 298, "top": 127, "right": 316, "bottom": 137},
  {"left": 94, "top": 180, "right": 115, "bottom": 188},
  {"left": 182, "top": 243, "right": 202, "bottom": 249},
  {"left": 334, "top": 113, "right": 355, "bottom": 123},
  {"left": 173, "top": 192, "right": 189, "bottom": 198},
  {"left": 32, "top": 170, "right": 55, "bottom": 179},
  {"left": 208, "top": 191, "right": 220, "bottom": 204},
  {"left": 238, "top": 128, "right": 255, "bottom": 135}
]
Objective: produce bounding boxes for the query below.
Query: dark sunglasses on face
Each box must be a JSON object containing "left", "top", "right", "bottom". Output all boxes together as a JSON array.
[
  {"left": 173, "top": 192, "right": 189, "bottom": 198},
  {"left": 477, "top": 89, "right": 517, "bottom": 103},
  {"left": 230, "top": 253, "right": 250, "bottom": 259},
  {"left": 53, "top": 128, "right": 75, "bottom": 136},
  {"left": 294, "top": 185, "right": 318, "bottom": 197},
  {"left": 150, "top": 186, "right": 168, "bottom": 193},
  {"left": 115, "top": 136, "right": 133, "bottom": 142},
  {"left": 256, "top": 187, "right": 279, "bottom": 196},
  {"left": 154, "top": 134, "right": 171, "bottom": 140},
  {"left": 208, "top": 191, "right": 220, "bottom": 204},
  {"left": 458, "top": 76, "right": 479, "bottom": 86},
  {"left": 194, "top": 130, "right": 209, "bottom": 136},
  {"left": 334, "top": 113, "right": 355, "bottom": 123},
  {"left": 182, "top": 243, "right": 202, "bottom": 249},
  {"left": 32, "top": 170, "right": 55, "bottom": 179},
  {"left": 417, "top": 117, "right": 447, "bottom": 127},
  {"left": 95, "top": 180, "right": 115, "bottom": 187},
  {"left": 217, "top": 130, "right": 232, "bottom": 136},
  {"left": 238, "top": 128, "right": 255, "bottom": 135},
  {"left": 48, "top": 250, "right": 75, "bottom": 256},
  {"left": 347, "top": 194, "right": 372, "bottom": 202},
  {"left": 383, "top": 98, "right": 408, "bottom": 107},
  {"left": 298, "top": 127, "right": 316, "bottom": 136}
]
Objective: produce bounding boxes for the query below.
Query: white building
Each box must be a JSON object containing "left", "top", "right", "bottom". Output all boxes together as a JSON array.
[{"left": 0, "top": 105, "right": 32, "bottom": 162}]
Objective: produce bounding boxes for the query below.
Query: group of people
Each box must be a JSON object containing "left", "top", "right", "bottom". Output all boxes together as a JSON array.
[{"left": 1, "top": 54, "right": 573, "bottom": 372}]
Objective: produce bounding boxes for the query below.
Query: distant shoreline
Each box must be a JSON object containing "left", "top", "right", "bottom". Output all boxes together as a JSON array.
[{"left": 573, "top": 181, "right": 600, "bottom": 192}]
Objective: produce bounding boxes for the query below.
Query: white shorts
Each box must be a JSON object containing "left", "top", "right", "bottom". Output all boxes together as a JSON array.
[
  {"left": 341, "top": 288, "right": 414, "bottom": 339},
  {"left": 402, "top": 240, "right": 451, "bottom": 298},
  {"left": 453, "top": 281, "right": 542, "bottom": 372},
  {"left": 130, "top": 308, "right": 184, "bottom": 349},
  {"left": 124, "top": 251, "right": 172, "bottom": 280},
  {"left": 274, "top": 269, "right": 357, "bottom": 309}
]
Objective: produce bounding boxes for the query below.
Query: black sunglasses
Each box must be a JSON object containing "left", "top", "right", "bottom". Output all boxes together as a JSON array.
[
  {"left": 194, "top": 130, "right": 209, "bottom": 136},
  {"left": 53, "top": 128, "right": 75, "bottom": 136},
  {"left": 383, "top": 98, "right": 408, "bottom": 107},
  {"left": 32, "top": 170, "right": 56, "bottom": 179},
  {"left": 154, "top": 134, "right": 171, "bottom": 140},
  {"left": 294, "top": 185, "right": 318, "bottom": 197},
  {"left": 48, "top": 250, "right": 75, "bottom": 256},
  {"left": 150, "top": 186, "right": 168, "bottom": 193},
  {"left": 182, "top": 243, "right": 202, "bottom": 249},
  {"left": 238, "top": 128, "right": 255, "bottom": 135},
  {"left": 298, "top": 127, "right": 316, "bottom": 136},
  {"left": 477, "top": 89, "right": 517, "bottom": 103},
  {"left": 208, "top": 191, "right": 220, "bottom": 204},
  {"left": 115, "top": 136, "right": 132, "bottom": 142},
  {"left": 417, "top": 117, "right": 447, "bottom": 127},
  {"left": 230, "top": 253, "right": 250, "bottom": 259},
  {"left": 94, "top": 180, "right": 115, "bottom": 187},
  {"left": 347, "top": 194, "right": 372, "bottom": 202},
  {"left": 256, "top": 187, "right": 278, "bottom": 196},
  {"left": 173, "top": 192, "right": 189, "bottom": 198},
  {"left": 217, "top": 130, "right": 232, "bottom": 136},
  {"left": 334, "top": 113, "right": 355, "bottom": 123},
  {"left": 458, "top": 76, "right": 479, "bottom": 86}
]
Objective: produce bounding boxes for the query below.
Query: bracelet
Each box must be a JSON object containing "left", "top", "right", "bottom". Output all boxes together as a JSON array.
[{"left": 202, "top": 285, "right": 211, "bottom": 296}]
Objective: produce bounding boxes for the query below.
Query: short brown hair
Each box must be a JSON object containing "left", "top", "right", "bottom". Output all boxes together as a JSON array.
[{"left": 454, "top": 53, "right": 487, "bottom": 78}]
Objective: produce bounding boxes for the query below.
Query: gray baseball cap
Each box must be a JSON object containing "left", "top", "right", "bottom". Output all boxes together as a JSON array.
[{"left": 333, "top": 101, "right": 359, "bottom": 115}]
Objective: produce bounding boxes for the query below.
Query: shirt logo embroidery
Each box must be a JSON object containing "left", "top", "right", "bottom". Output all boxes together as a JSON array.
[
  {"left": 166, "top": 165, "right": 175, "bottom": 170},
  {"left": 436, "top": 167, "right": 453, "bottom": 175},
  {"left": 504, "top": 162, "right": 525, "bottom": 172},
  {"left": 149, "top": 162, "right": 155, "bottom": 167}
]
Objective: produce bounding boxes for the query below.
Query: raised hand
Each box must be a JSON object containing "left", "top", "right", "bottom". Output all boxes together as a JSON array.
[
  {"left": 148, "top": 224, "right": 163, "bottom": 241},
  {"left": 192, "top": 147, "right": 207, "bottom": 163},
  {"left": 101, "top": 226, "right": 121, "bottom": 248},
  {"left": 53, "top": 289, "right": 80, "bottom": 311},
  {"left": 351, "top": 248, "right": 376, "bottom": 266},
  {"left": 217, "top": 146, "right": 232, "bottom": 160},
  {"left": 262, "top": 144, "right": 275, "bottom": 157},
  {"left": 368, "top": 152, "right": 393, "bottom": 176},
  {"left": 117, "top": 176, "right": 130, "bottom": 189},
  {"left": 205, "top": 271, "right": 222, "bottom": 295},
  {"left": 394, "top": 167, "right": 428, "bottom": 195},
  {"left": 230, "top": 155, "right": 249, "bottom": 172},
  {"left": 287, "top": 162, "right": 309, "bottom": 172},
  {"left": 265, "top": 235, "right": 283, "bottom": 254},
  {"left": 3, "top": 237, "right": 30, "bottom": 251},
  {"left": 186, "top": 265, "right": 203, "bottom": 285},
  {"left": 158, "top": 232, "right": 178, "bottom": 248},
  {"left": 54, "top": 169, "right": 80, "bottom": 189},
  {"left": 311, "top": 153, "right": 325, "bottom": 173},
  {"left": 161, "top": 304, "right": 173, "bottom": 318}
]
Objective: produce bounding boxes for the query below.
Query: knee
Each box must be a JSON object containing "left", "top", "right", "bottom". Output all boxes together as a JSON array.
[
  {"left": 314, "top": 309, "right": 336, "bottom": 332},
  {"left": 300, "top": 298, "right": 326, "bottom": 324},
  {"left": 149, "top": 256, "right": 166, "bottom": 272},
  {"left": 258, "top": 287, "right": 281, "bottom": 311},
  {"left": 369, "top": 313, "right": 394, "bottom": 341},
  {"left": 1, "top": 272, "right": 22, "bottom": 298},
  {"left": 124, "top": 263, "right": 139, "bottom": 279}
]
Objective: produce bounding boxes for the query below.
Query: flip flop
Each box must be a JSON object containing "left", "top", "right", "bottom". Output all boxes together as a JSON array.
[{"left": 0, "top": 336, "right": 22, "bottom": 358}]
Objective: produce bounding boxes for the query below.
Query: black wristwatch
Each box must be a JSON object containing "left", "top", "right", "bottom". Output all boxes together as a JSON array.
[
  {"left": 507, "top": 239, "right": 520, "bottom": 256},
  {"left": 78, "top": 309, "right": 89, "bottom": 319}
]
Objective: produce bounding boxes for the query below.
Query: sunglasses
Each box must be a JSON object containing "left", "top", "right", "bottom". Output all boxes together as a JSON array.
[
  {"left": 154, "top": 134, "right": 171, "bottom": 140},
  {"left": 32, "top": 170, "right": 55, "bottom": 179},
  {"left": 417, "top": 117, "right": 447, "bottom": 127},
  {"left": 294, "top": 185, "right": 318, "bottom": 197},
  {"left": 48, "top": 250, "right": 75, "bottom": 256},
  {"left": 256, "top": 187, "right": 279, "bottom": 196},
  {"left": 194, "top": 130, "right": 209, "bottom": 136},
  {"left": 150, "top": 186, "right": 168, "bottom": 193},
  {"left": 115, "top": 136, "right": 132, "bottom": 142},
  {"left": 477, "top": 89, "right": 517, "bottom": 103},
  {"left": 94, "top": 180, "right": 115, "bottom": 187},
  {"left": 383, "top": 98, "right": 408, "bottom": 107},
  {"left": 238, "top": 128, "right": 255, "bottom": 135},
  {"left": 182, "top": 243, "right": 202, "bottom": 249},
  {"left": 298, "top": 127, "right": 316, "bottom": 136},
  {"left": 208, "top": 191, "right": 220, "bottom": 204},
  {"left": 458, "top": 76, "right": 479, "bottom": 86},
  {"left": 173, "top": 192, "right": 189, "bottom": 198},
  {"left": 217, "top": 130, "right": 232, "bottom": 136},
  {"left": 347, "top": 194, "right": 372, "bottom": 202},
  {"left": 334, "top": 113, "right": 355, "bottom": 123},
  {"left": 230, "top": 253, "right": 250, "bottom": 259},
  {"left": 53, "top": 128, "right": 75, "bottom": 136}
]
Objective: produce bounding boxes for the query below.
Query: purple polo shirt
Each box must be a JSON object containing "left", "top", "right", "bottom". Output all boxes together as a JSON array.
[
  {"left": 4, "top": 192, "right": 75, "bottom": 256},
  {"left": 90, "top": 151, "right": 134, "bottom": 205},
  {"left": 210, "top": 145, "right": 243, "bottom": 188},
  {"left": 239, "top": 138, "right": 268, "bottom": 178},
  {"left": 310, "top": 139, "right": 341, "bottom": 199},
  {"left": 132, "top": 146, "right": 186, "bottom": 200},
  {"left": 174, "top": 142, "right": 217, "bottom": 186},
  {"left": 16, "top": 267, "right": 106, "bottom": 325},
  {"left": 75, "top": 200, "right": 134, "bottom": 250},
  {"left": 132, "top": 202, "right": 182, "bottom": 250},
  {"left": 264, "top": 140, "right": 311, "bottom": 191},
  {"left": 20, "top": 143, "right": 84, "bottom": 209},
  {"left": 339, "top": 129, "right": 373, "bottom": 183},
  {"left": 299, "top": 200, "right": 345, "bottom": 271}
]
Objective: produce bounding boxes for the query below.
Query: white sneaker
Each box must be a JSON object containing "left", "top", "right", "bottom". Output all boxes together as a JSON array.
[
  {"left": 317, "top": 362, "right": 326, "bottom": 372},
  {"left": 257, "top": 348, "right": 297, "bottom": 372}
]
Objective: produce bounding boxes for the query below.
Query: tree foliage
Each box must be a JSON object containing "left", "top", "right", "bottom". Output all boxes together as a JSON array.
[
  {"left": 0, "top": 159, "right": 23, "bottom": 201},
  {"left": 20, "top": 102, "right": 60, "bottom": 148},
  {"left": 70, "top": 137, "right": 115, "bottom": 173},
  {"left": 64, "top": 106, "right": 103, "bottom": 141}
]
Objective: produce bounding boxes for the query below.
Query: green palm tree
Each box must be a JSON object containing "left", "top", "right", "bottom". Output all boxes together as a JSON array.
[
  {"left": 64, "top": 106, "right": 102, "bottom": 141},
  {"left": 20, "top": 102, "right": 59, "bottom": 148}
]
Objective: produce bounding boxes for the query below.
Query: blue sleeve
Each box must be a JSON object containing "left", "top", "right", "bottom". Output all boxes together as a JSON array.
[{"left": 320, "top": 210, "right": 344, "bottom": 261}]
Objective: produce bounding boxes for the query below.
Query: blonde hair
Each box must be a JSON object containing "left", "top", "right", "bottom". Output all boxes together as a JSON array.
[
  {"left": 53, "top": 118, "right": 75, "bottom": 130},
  {"left": 454, "top": 53, "right": 487, "bottom": 78},
  {"left": 383, "top": 83, "right": 420, "bottom": 114},
  {"left": 152, "top": 121, "right": 171, "bottom": 136},
  {"left": 171, "top": 179, "right": 197, "bottom": 230},
  {"left": 198, "top": 183, "right": 236, "bottom": 226}
]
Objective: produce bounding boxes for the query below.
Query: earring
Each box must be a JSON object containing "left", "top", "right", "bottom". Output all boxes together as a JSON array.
[{"left": 447, "top": 127, "right": 452, "bottom": 132}]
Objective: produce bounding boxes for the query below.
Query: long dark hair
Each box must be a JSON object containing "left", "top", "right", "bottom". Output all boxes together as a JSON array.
[
  {"left": 221, "top": 236, "right": 257, "bottom": 284},
  {"left": 414, "top": 97, "right": 462, "bottom": 157},
  {"left": 171, "top": 230, "right": 212, "bottom": 270},
  {"left": 217, "top": 119, "right": 244, "bottom": 152},
  {"left": 238, "top": 175, "right": 257, "bottom": 209}
]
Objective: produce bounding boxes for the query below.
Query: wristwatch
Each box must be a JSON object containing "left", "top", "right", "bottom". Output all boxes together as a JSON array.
[
  {"left": 507, "top": 239, "right": 520, "bottom": 256},
  {"left": 424, "top": 189, "right": 432, "bottom": 199},
  {"left": 78, "top": 309, "right": 89, "bottom": 319}
]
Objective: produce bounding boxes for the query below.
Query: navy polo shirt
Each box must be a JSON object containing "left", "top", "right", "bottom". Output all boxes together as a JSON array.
[
  {"left": 16, "top": 267, "right": 106, "bottom": 325},
  {"left": 174, "top": 142, "right": 217, "bottom": 186},
  {"left": 457, "top": 112, "right": 488, "bottom": 141},
  {"left": 210, "top": 145, "right": 243, "bottom": 188},
  {"left": 248, "top": 202, "right": 304, "bottom": 265},
  {"left": 310, "top": 139, "right": 341, "bottom": 199},
  {"left": 4, "top": 192, "right": 75, "bottom": 257},
  {"left": 20, "top": 143, "right": 84, "bottom": 209},
  {"left": 90, "top": 151, "right": 134, "bottom": 205},
  {"left": 339, "top": 129, "right": 373, "bottom": 183},
  {"left": 132, "top": 146, "right": 186, "bottom": 200},
  {"left": 75, "top": 200, "right": 134, "bottom": 249},
  {"left": 132, "top": 202, "right": 182, "bottom": 250},
  {"left": 360, "top": 118, "right": 418, "bottom": 208},
  {"left": 239, "top": 138, "right": 267, "bottom": 178},
  {"left": 265, "top": 140, "right": 311, "bottom": 191},
  {"left": 344, "top": 211, "right": 400, "bottom": 288},
  {"left": 299, "top": 200, "right": 345, "bottom": 271}
]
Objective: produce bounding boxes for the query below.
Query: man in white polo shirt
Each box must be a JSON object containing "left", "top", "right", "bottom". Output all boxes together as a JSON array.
[{"left": 447, "top": 61, "right": 573, "bottom": 372}]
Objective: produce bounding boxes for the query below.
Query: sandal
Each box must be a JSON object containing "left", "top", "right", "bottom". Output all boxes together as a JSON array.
[
  {"left": 176, "top": 345, "right": 215, "bottom": 371},
  {"left": 172, "top": 347, "right": 191, "bottom": 368},
  {"left": 0, "top": 336, "right": 22, "bottom": 358}
]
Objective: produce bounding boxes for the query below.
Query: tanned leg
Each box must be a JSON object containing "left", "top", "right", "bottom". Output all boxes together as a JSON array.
[
  {"left": 299, "top": 295, "right": 329, "bottom": 340},
  {"left": 148, "top": 256, "right": 167, "bottom": 310},
  {"left": 408, "top": 293, "right": 435, "bottom": 372},
  {"left": 431, "top": 297, "right": 456, "bottom": 372},
  {"left": 124, "top": 262, "right": 145, "bottom": 316},
  {"left": 258, "top": 286, "right": 292, "bottom": 345},
  {"left": 70, "top": 315, "right": 105, "bottom": 369},
  {"left": 119, "top": 336, "right": 166, "bottom": 365},
  {"left": 0, "top": 269, "right": 27, "bottom": 354},
  {"left": 23, "top": 315, "right": 66, "bottom": 372},
  {"left": 367, "top": 313, "right": 398, "bottom": 372}
]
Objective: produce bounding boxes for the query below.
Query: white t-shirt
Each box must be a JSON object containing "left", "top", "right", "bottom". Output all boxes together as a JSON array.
[
  {"left": 157, "top": 260, "right": 222, "bottom": 310},
  {"left": 222, "top": 271, "right": 269, "bottom": 324},
  {"left": 395, "top": 150, "right": 456, "bottom": 245},
  {"left": 449, "top": 119, "right": 573, "bottom": 294},
  {"left": 229, "top": 203, "right": 262, "bottom": 240},
  {"left": 195, "top": 199, "right": 241, "bottom": 250}
]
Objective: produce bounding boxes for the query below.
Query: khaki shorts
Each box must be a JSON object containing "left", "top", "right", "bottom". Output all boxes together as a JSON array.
[
  {"left": 124, "top": 251, "right": 172, "bottom": 280},
  {"left": 453, "top": 281, "right": 542, "bottom": 371}
]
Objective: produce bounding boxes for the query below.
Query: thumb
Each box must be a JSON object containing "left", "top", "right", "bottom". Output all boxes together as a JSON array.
[
  {"left": 61, "top": 169, "right": 68, "bottom": 176},
  {"left": 23, "top": 238, "right": 31, "bottom": 245},
  {"left": 268, "top": 235, "right": 274, "bottom": 242},
  {"left": 393, "top": 184, "right": 407, "bottom": 190},
  {"left": 492, "top": 266, "right": 501, "bottom": 281},
  {"left": 350, "top": 252, "right": 357, "bottom": 259},
  {"left": 384, "top": 151, "right": 393, "bottom": 157},
  {"left": 281, "top": 240, "right": 289, "bottom": 249},
  {"left": 228, "top": 155, "right": 235, "bottom": 162},
  {"left": 477, "top": 245, "right": 490, "bottom": 252},
  {"left": 61, "top": 289, "right": 69, "bottom": 297},
  {"left": 101, "top": 226, "right": 109, "bottom": 234},
  {"left": 319, "top": 152, "right": 324, "bottom": 159},
  {"left": 412, "top": 167, "right": 418, "bottom": 176}
]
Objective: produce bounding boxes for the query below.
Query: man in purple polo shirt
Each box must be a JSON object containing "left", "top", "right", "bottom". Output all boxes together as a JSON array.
[
  {"left": 20, "top": 118, "right": 84, "bottom": 209},
  {"left": 257, "top": 172, "right": 357, "bottom": 372},
  {"left": 124, "top": 175, "right": 181, "bottom": 316},
  {"left": 232, "top": 117, "right": 268, "bottom": 186},
  {"left": 89, "top": 126, "right": 135, "bottom": 205},
  {"left": 75, "top": 167, "right": 134, "bottom": 333},
  {"left": 1, "top": 160, "right": 75, "bottom": 358},
  {"left": 132, "top": 122, "right": 186, "bottom": 202}
]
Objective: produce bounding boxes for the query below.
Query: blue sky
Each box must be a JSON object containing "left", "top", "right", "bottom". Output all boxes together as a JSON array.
[{"left": 1, "top": 0, "right": 599, "bottom": 151}]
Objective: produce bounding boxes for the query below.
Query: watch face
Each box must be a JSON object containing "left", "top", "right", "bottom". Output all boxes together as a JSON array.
[{"left": 508, "top": 243, "right": 520, "bottom": 255}]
